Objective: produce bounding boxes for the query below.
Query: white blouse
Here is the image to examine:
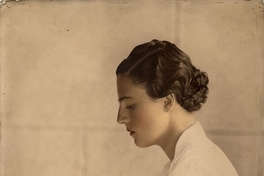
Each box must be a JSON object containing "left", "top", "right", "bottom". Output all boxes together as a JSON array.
[{"left": 168, "top": 122, "right": 238, "bottom": 176}]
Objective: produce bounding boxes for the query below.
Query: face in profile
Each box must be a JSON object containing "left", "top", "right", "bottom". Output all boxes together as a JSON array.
[{"left": 116, "top": 74, "right": 170, "bottom": 148}]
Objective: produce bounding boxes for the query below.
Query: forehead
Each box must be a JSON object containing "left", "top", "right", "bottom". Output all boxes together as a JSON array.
[{"left": 116, "top": 75, "right": 146, "bottom": 99}]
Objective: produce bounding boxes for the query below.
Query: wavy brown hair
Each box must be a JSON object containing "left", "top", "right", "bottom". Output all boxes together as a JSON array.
[{"left": 116, "top": 39, "right": 209, "bottom": 112}]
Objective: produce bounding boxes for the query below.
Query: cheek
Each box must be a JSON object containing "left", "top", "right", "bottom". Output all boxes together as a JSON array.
[
  {"left": 132, "top": 110, "right": 147, "bottom": 125},
  {"left": 134, "top": 108, "right": 160, "bottom": 128},
  {"left": 128, "top": 108, "right": 150, "bottom": 127},
  {"left": 143, "top": 108, "right": 167, "bottom": 131}
]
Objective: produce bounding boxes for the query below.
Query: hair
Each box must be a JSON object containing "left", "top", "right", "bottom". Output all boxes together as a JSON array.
[{"left": 116, "top": 39, "right": 209, "bottom": 112}]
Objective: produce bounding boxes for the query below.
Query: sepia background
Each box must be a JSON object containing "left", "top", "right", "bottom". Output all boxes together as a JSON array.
[{"left": 0, "top": 0, "right": 263, "bottom": 176}]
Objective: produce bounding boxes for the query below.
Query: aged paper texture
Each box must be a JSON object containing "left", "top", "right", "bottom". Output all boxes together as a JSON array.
[{"left": 0, "top": 0, "right": 263, "bottom": 176}]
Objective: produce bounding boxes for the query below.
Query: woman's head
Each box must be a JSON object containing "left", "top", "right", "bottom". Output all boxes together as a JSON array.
[{"left": 116, "top": 39, "right": 209, "bottom": 112}]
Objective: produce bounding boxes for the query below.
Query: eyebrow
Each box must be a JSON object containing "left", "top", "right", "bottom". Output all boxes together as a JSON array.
[{"left": 118, "top": 96, "right": 133, "bottom": 102}]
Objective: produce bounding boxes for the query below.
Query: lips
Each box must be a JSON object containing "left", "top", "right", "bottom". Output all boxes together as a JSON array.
[{"left": 127, "top": 129, "right": 135, "bottom": 136}]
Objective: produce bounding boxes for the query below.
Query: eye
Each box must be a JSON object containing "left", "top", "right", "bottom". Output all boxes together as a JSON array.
[{"left": 126, "top": 104, "right": 136, "bottom": 109}]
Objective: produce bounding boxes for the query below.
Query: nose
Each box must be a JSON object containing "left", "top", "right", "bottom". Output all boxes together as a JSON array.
[{"left": 117, "top": 107, "right": 129, "bottom": 124}]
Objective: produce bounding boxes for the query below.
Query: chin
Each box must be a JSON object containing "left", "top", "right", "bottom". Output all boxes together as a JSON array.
[{"left": 134, "top": 140, "right": 153, "bottom": 148}]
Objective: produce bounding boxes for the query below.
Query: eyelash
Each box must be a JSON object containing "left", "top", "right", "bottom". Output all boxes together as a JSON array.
[{"left": 126, "top": 104, "right": 136, "bottom": 109}]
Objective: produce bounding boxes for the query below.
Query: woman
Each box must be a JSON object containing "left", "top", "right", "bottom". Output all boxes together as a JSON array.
[{"left": 116, "top": 39, "right": 238, "bottom": 176}]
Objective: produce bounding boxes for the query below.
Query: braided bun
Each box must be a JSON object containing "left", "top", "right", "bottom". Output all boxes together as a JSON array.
[{"left": 182, "top": 69, "right": 209, "bottom": 112}]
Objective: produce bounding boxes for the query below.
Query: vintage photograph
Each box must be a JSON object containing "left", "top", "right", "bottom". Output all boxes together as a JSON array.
[{"left": 0, "top": 0, "right": 263, "bottom": 175}]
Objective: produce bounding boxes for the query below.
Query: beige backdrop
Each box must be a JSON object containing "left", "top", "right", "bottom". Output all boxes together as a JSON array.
[{"left": 0, "top": 0, "right": 263, "bottom": 176}]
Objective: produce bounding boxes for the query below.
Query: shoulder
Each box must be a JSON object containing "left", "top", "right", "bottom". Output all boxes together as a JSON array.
[
  {"left": 169, "top": 140, "right": 238, "bottom": 176},
  {"left": 168, "top": 123, "right": 238, "bottom": 176}
]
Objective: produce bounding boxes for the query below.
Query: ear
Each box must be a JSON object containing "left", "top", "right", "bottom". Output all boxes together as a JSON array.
[{"left": 163, "top": 93, "right": 175, "bottom": 112}]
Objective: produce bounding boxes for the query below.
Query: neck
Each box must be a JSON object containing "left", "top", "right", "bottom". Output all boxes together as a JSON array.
[{"left": 158, "top": 107, "right": 196, "bottom": 161}]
